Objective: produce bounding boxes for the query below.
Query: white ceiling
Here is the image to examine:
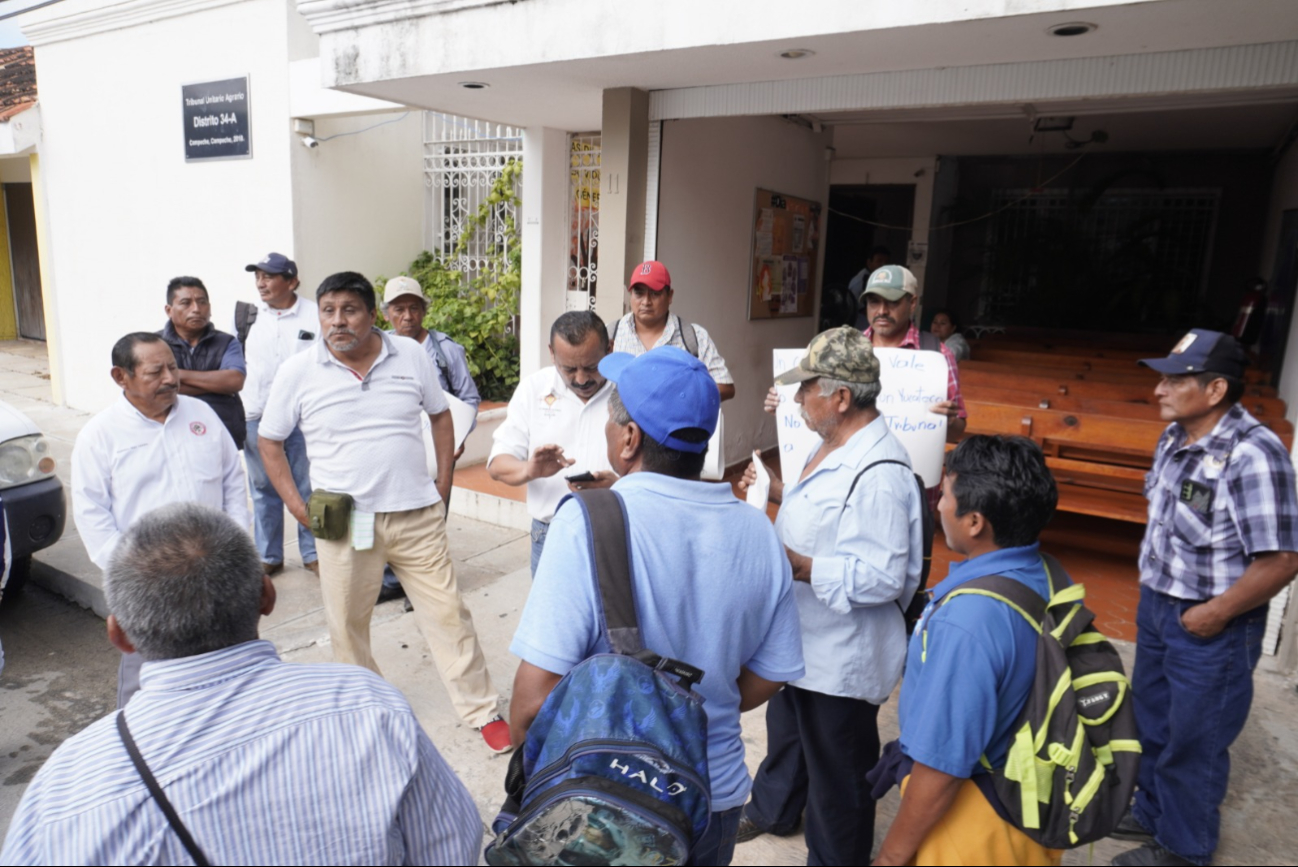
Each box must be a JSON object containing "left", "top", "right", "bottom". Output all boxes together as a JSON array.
[
  {"left": 826, "top": 98, "right": 1298, "bottom": 158},
  {"left": 331, "top": 0, "right": 1298, "bottom": 130}
]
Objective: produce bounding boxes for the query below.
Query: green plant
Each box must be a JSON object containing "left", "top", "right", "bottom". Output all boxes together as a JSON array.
[{"left": 378, "top": 159, "right": 522, "bottom": 401}]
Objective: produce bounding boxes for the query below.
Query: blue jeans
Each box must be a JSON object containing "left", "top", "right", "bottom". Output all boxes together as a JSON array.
[
  {"left": 244, "top": 419, "right": 316, "bottom": 565},
  {"left": 530, "top": 518, "right": 549, "bottom": 577},
  {"left": 690, "top": 806, "right": 742, "bottom": 866},
  {"left": 1131, "top": 585, "right": 1267, "bottom": 865}
]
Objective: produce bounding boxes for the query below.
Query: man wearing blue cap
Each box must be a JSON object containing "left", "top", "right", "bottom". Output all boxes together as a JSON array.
[
  {"left": 1109, "top": 329, "right": 1298, "bottom": 867},
  {"left": 508, "top": 346, "right": 806, "bottom": 866}
]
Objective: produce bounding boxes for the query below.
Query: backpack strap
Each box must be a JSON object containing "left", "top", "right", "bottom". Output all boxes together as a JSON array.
[
  {"left": 676, "top": 316, "right": 700, "bottom": 358},
  {"left": 569, "top": 489, "right": 706, "bottom": 689},
  {"left": 234, "top": 301, "right": 257, "bottom": 347},
  {"left": 844, "top": 458, "right": 933, "bottom": 612},
  {"left": 426, "top": 332, "right": 454, "bottom": 391},
  {"left": 610, "top": 318, "right": 620, "bottom": 343},
  {"left": 940, "top": 575, "right": 1049, "bottom": 633}
]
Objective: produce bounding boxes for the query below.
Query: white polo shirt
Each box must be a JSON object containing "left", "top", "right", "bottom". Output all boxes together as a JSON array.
[
  {"left": 71, "top": 395, "right": 250, "bottom": 571},
  {"left": 236, "top": 294, "right": 319, "bottom": 421},
  {"left": 488, "top": 367, "right": 614, "bottom": 523},
  {"left": 260, "top": 329, "right": 449, "bottom": 514}
]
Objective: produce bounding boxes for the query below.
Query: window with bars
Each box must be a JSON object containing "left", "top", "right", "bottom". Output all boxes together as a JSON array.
[
  {"left": 567, "top": 133, "right": 601, "bottom": 311},
  {"left": 978, "top": 188, "right": 1220, "bottom": 330}
]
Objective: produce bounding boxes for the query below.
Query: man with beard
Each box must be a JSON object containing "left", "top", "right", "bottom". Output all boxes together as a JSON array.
[
  {"left": 71, "top": 332, "right": 249, "bottom": 707},
  {"left": 258, "top": 272, "right": 509, "bottom": 753},
  {"left": 489, "top": 311, "right": 617, "bottom": 575}
]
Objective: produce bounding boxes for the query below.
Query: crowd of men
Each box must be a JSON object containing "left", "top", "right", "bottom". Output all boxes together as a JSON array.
[{"left": 1, "top": 250, "right": 1295, "bottom": 867}]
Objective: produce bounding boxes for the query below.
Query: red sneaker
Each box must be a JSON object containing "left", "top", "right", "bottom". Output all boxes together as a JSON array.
[{"left": 480, "top": 717, "right": 512, "bottom": 753}]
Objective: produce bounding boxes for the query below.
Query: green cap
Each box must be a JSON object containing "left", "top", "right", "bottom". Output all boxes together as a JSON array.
[
  {"left": 859, "top": 264, "right": 918, "bottom": 303},
  {"left": 774, "top": 326, "right": 880, "bottom": 386}
]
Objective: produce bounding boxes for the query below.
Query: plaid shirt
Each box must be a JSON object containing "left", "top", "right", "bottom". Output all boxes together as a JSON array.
[
  {"left": 1140, "top": 403, "right": 1298, "bottom": 600},
  {"left": 862, "top": 321, "right": 967, "bottom": 419}
]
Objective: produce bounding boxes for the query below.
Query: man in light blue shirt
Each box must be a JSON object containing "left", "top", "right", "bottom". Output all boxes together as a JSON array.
[
  {"left": 510, "top": 346, "right": 805, "bottom": 866},
  {"left": 1, "top": 502, "right": 480, "bottom": 866},
  {"left": 737, "top": 326, "right": 924, "bottom": 865}
]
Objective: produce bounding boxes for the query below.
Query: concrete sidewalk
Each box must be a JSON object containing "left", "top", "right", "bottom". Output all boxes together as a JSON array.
[{"left": 4, "top": 338, "right": 1298, "bottom": 864}]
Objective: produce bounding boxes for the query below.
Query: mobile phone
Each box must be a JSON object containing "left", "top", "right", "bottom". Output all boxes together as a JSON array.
[{"left": 565, "top": 471, "right": 596, "bottom": 483}]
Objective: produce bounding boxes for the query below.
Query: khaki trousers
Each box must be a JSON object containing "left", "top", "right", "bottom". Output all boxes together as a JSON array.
[{"left": 314, "top": 502, "right": 499, "bottom": 728}]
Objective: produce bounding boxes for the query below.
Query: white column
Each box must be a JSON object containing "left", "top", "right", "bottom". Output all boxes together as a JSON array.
[
  {"left": 520, "top": 127, "right": 570, "bottom": 378},
  {"left": 597, "top": 88, "right": 650, "bottom": 328}
]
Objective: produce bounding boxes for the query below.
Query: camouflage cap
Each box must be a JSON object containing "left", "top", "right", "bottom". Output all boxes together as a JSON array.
[{"left": 774, "top": 326, "right": 880, "bottom": 386}]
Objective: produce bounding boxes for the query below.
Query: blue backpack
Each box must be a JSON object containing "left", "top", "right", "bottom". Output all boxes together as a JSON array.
[{"left": 485, "top": 489, "right": 712, "bottom": 866}]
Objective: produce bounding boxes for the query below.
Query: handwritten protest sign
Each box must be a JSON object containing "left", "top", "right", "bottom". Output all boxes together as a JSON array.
[{"left": 772, "top": 347, "right": 948, "bottom": 488}]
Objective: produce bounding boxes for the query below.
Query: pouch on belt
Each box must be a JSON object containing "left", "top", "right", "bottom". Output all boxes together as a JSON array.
[{"left": 308, "top": 490, "right": 353, "bottom": 540}]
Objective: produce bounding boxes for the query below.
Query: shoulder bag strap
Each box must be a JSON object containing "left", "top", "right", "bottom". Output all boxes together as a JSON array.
[
  {"left": 843, "top": 458, "right": 928, "bottom": 610},
  {"left": 676, "top": 316, "right": 700, "bottom": 358},
  {"left": 610, "top": 318, "right": 620, "bottom": 343},
  {"left": 116, "top": 713, "right": 213, "bottom": 867},
  {"left": 573, "top": 489, "right": 642, "bottom": 655},
  {"left": 427, "top": 333, "right": 453, "bottom": 383},
  {"left": 233, "top": 301, "right": 257, "bottom": 346},
  {"left": 845, "top": 458, "right": 908, "bottom": 501}
]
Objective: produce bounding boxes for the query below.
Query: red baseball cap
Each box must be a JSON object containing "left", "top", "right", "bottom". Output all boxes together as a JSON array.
[{"left": 629, "top": 260, "right": 671, "bottom": 292}]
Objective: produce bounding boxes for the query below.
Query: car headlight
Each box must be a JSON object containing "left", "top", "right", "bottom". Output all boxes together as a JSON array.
[{"left": 0, "top": 435, "right": 55, "bottom": 490}]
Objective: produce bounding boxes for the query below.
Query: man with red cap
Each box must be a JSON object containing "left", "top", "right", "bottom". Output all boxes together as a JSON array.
[{"left": 610, "top": 260, "right": 736, "bottom": 402}]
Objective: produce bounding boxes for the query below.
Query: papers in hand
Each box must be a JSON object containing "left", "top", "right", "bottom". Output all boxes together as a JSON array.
[
  {"left": 422, "top": 393, "right": 479, "bottom": 477},
  {"left": 746, "top": 451, "right": 771, "bottom": 510}
]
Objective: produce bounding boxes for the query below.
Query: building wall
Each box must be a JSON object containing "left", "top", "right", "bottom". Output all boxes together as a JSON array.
[
  {"left": 289, "top": 110, "right": 424, "bottom": 288},
  {"left": 32, "top": 0, "right": 295, "bottom": 412},
  {"left": 656, "top": 115, "right": 830, "bottom": 463}
]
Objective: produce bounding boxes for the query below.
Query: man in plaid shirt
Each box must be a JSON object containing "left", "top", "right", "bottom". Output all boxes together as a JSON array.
[{"left": 1110, "top": 329, "right": 1298, "bottom": 867}]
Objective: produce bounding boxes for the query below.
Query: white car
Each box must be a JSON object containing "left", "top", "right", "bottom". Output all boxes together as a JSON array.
[{"left": 0, "top": 400, "right": 64, "bottom": 602}]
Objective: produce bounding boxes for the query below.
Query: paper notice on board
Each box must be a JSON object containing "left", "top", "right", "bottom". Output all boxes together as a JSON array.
[
  {"left": 873, "top": 348, "right": 948, "bottom": 487},
  {"left": 772, "top": 347, "right": 950, "bottom": 489},
  {"left": 422, "top": 393, "right": 479, "bottom": 477},
  {"left": 746, "top": 450, "right": 771, "bottom": 510}
]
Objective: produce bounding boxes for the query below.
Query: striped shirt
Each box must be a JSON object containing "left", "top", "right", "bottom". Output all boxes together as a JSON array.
[
  {"left": 0, "top": 641, "right": 481, "bottom": 866},
  {"left": 611, "top": 312, "right": 734, "bottom": 385},
  {"left": 1141, "top": 403, "right": 1298, "bottom": 600}
]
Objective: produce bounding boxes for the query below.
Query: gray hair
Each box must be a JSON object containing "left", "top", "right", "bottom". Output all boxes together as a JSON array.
[
  {"left": 609, "top": 387, "right": 632, "bottom": 426},
  {"left": 819, "top": 376, "right": 880, "bottom": 410},
  {"left": 105, "top": 503, "right": 263, "bottom": 661}
]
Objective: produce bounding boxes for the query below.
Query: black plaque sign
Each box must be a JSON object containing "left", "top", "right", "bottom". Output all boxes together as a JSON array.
[{"left": 182, "top": 77, "right": 251, "bottom": 161}]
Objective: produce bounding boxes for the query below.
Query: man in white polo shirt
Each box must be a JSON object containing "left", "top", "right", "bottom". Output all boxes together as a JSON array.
[
  {"left": 238, "top": 252, "right": 319, "bottom": 577},
  {"left": 72, "top": 331, "right": 250, "bottom": 707},
  {"left": 488, "top": 311, "right": 616, "bottom": 575},
  {"left": 258, "top": 271, "right": 507, "bottom": 752}
]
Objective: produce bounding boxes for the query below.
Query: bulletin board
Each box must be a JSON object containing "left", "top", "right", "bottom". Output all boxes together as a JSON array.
[{"left": 748, "top": 188, "right": 822, "bottom": 320}]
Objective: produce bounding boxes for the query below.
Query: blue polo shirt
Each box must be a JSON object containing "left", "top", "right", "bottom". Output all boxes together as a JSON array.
[
  {"left": 511, "top": 471, "right": 806, "bottom": 811},
  {"left": 897, "top": 543, "right": 1055, "bottom": 777}
]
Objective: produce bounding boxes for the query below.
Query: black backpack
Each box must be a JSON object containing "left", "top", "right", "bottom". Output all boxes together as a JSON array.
[
  {"left": 845, "top": 459, "right": 933, "bottom": 634},
  {"left": 930, "top": 554, "right": 1140, "bottom": 848},
  {"left": 611, "top": 315, "right": 699, "bottom": 357}
]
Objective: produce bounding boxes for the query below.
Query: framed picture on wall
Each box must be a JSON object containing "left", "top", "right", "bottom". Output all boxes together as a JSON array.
[{"left": 748, "top": 188, "right": 821, "bottom": 320}]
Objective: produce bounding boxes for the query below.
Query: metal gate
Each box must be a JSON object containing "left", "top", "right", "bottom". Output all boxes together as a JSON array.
[
  {"left": 567, "top": 132, "right": 601, "bottom": 311},
  {"left": 423, "top": 112, "right": 523, "bottom": 281}
]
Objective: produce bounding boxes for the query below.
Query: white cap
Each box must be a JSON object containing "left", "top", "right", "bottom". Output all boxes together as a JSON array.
[{"left": 383, "top": 276, "right": 424, "bottom": 306}]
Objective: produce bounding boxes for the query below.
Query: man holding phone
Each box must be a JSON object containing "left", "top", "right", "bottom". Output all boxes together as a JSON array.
[{"left": 488, "top": 312, "right": 617, "bottom": 575}]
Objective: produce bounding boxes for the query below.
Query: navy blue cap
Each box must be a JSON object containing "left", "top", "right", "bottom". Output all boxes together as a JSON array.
[
  {"left": 1138, "top": 329, "right": 1248, "bottom": 379},
  {"left": 598, "top": 346, "right": 720, "bottom": 453},
  {"left": 245, "top": 253, "right": 297, "bottom": 278}
]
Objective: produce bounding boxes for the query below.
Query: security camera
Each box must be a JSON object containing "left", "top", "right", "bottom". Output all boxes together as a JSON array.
[{"left": 301, "top": 136, "right": 320, "bottom": 149}]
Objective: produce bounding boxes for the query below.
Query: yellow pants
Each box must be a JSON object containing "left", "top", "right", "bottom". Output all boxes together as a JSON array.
[
  {"left": 900, "top": 775, "right": 1064, "bottom": 866},
  {"left": 315, "top": 502, "right": 499, "bottom": 728}
]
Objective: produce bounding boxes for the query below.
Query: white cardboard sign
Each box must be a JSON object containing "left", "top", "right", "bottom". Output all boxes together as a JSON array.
[
  {"left": 422, "top": 393, "right": 479, "bottom": 477},
  {"left": 772, "top": 347, "right": 948, "bottom": 488}
]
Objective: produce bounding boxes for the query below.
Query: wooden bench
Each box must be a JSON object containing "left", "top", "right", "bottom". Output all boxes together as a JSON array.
[
  {"left": 959, "top": 360, "right": 1279, "bottom": 399},
  {"left": 970, "top": 347, "right": 1270, "bottom": 383},
  {"left": 961, "top": 400, "right": 1294, "bottom": 524},
  {"left": 962, "top": 383, "right": 1291, "bottom": 427}
]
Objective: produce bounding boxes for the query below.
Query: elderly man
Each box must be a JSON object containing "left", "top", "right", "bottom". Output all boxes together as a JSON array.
[
  {"left": 258, "top": 271, "right": 507, "bottom": 752},
  {"left": 488, "top": 311, "right": 617, "bottom": 575},
  {"left": 71, "top": 332, "right": 249, "bottom": 707},
  {"left": 510, "top": 346, "right": 805, "bottom": 865},
  {"left": 0, "top": 503, "right": 480, "bottom": 865},
  {"left": 1109, "top": 330, "right": 1298, "bottom": 867},
  {"left": 610, "top": 260, "right": 736, "bottom": 401},
  {"left": 738, "top": 326, "right": 924, "bottom": 865},
  {"left": 238, "top": 252, "right": 319, "bottom": 577},
  {"left": 157, "top": 276, "right": 247, "bottom": 449}
]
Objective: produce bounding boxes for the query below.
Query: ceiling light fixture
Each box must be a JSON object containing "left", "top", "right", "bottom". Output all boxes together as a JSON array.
[
  {"left": 778, "top": 48, "right": 815, "bottom": 60},
  {"left": 1047, "top": 22, "right": 1097, "bottom": 37},
  {"left": 459, "top": 81, "right": 490, "bottom": 89}
]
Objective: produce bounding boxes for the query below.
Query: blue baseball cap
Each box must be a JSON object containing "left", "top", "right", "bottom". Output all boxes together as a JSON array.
[
  {"left": 598, "top": 346, "right": 719, "bottom": 453},
  {"left": 1138, "top": 329, "right": 1248, "bottom": 379},
  {"left": 245, "top": 252, "right": 297, "bottom": 278}
]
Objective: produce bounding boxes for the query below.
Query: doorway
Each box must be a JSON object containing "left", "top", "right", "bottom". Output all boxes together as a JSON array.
[{"left": 4, "top": 184, "right": 43, "bottom": 341}]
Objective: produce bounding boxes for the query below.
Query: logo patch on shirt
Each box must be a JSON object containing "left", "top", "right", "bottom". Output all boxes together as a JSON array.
[
  {"left": 189, "top": 422, "right": 207, "bottom": 436},
  {"left": 1180, "top": 480, "right": 1213, "bottom": 516},
  {"left": 543, "top": 393, "right": 557, "bottom": 408}
]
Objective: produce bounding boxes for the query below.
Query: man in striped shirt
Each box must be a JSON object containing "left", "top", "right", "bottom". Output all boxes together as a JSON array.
[{"left": 0, "top": 503, "right": 481, "bottom": 866}]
